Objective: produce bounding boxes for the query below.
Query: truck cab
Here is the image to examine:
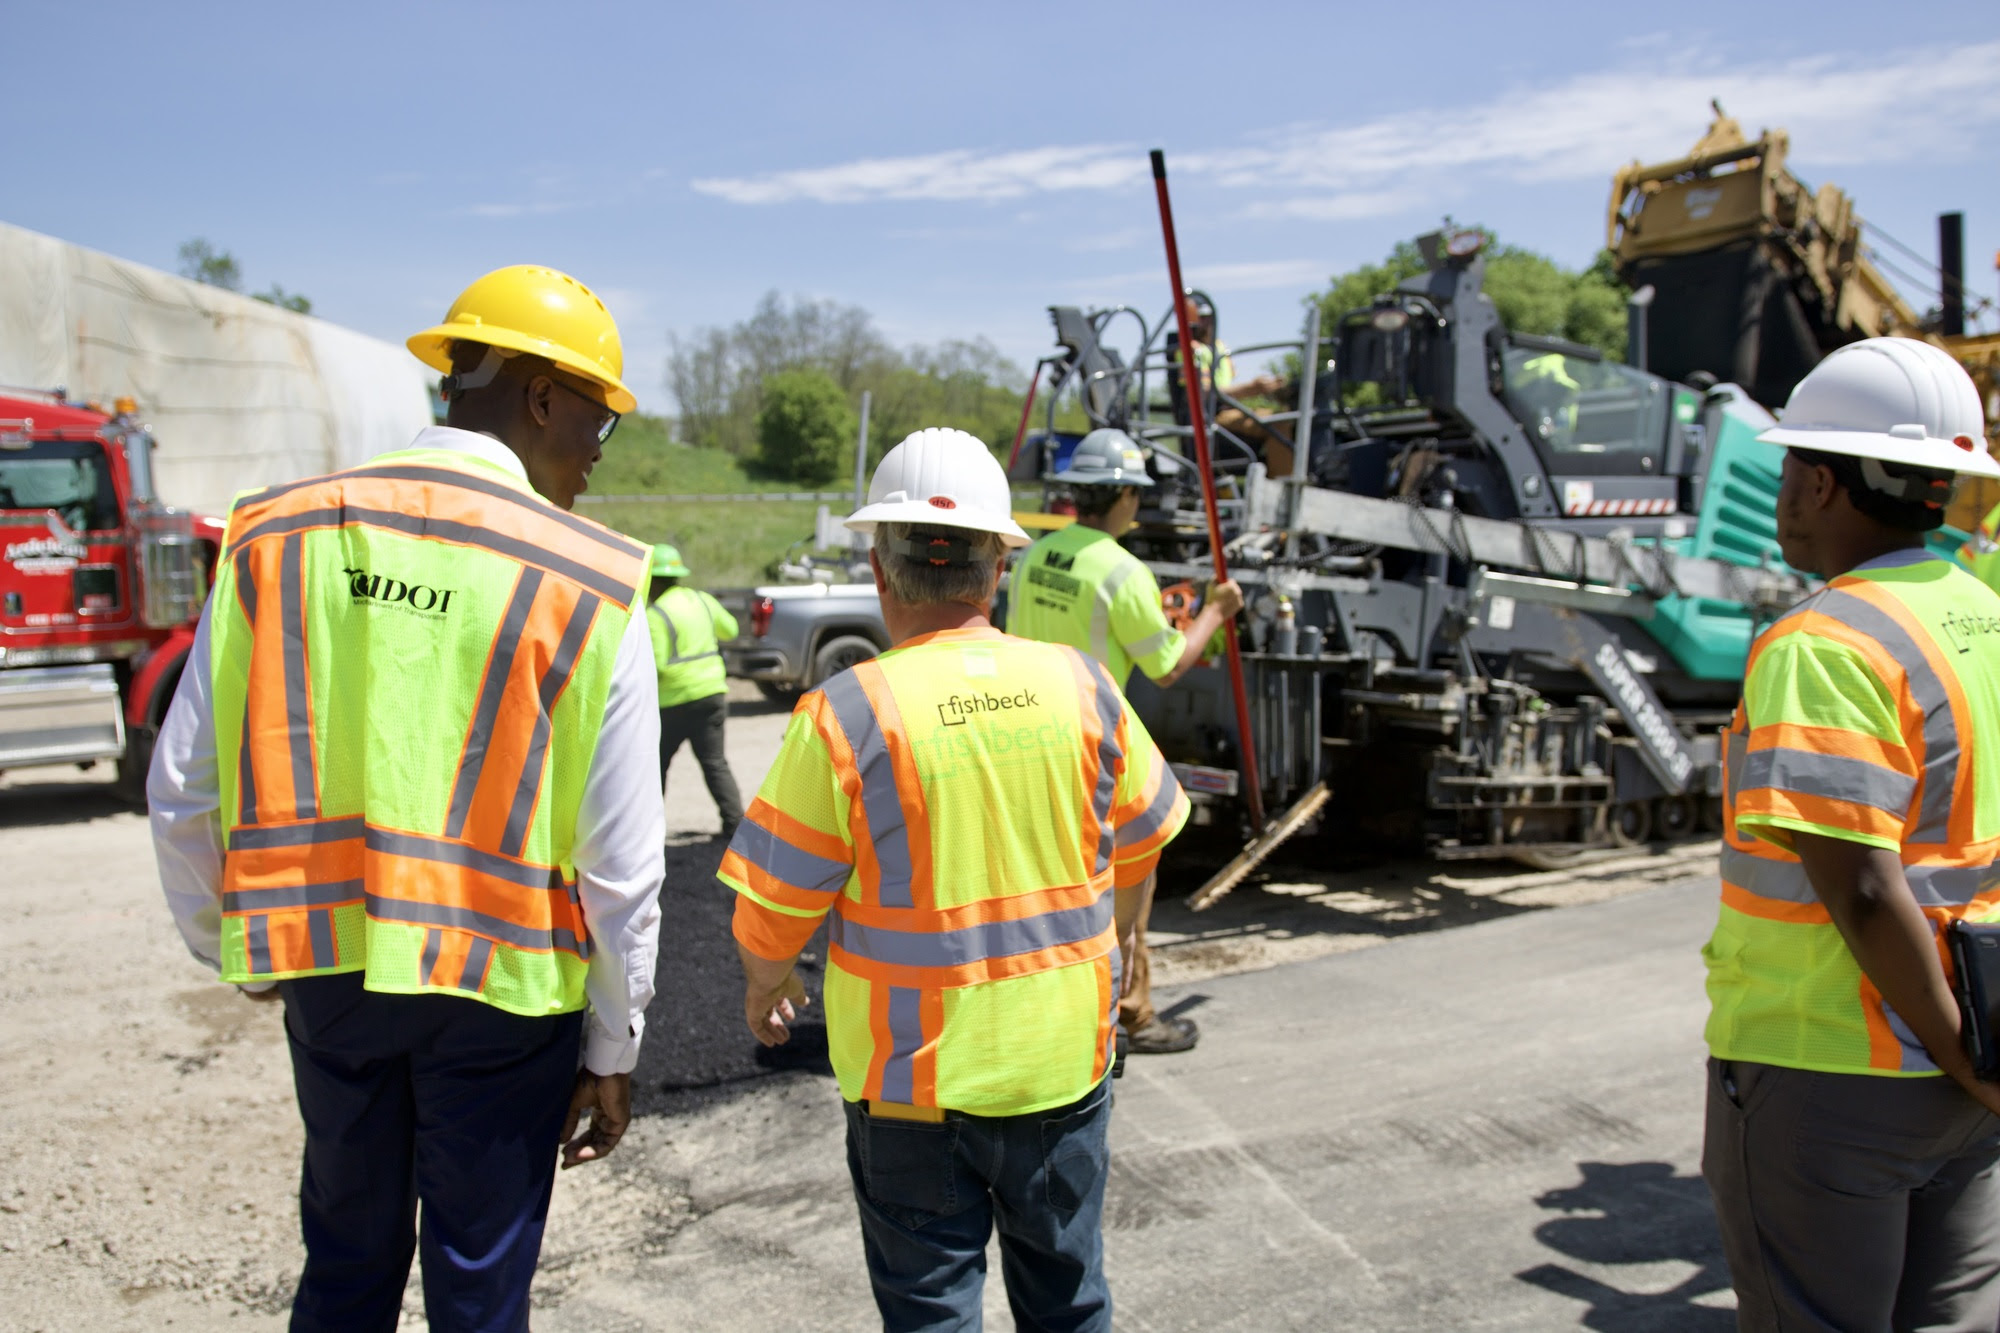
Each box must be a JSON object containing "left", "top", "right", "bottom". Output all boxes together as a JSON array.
[{"left": 0, "top": 392, "right": 221, "bottom": 797}]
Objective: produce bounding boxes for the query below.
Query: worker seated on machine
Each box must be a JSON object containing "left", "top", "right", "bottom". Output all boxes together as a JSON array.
[{"left": 1164, "top": 294, "right": 1294, "bottom": 476}]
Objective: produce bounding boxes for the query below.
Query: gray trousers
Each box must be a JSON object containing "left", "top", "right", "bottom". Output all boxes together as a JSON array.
[
  {"left": 1702, "top": 1056, "right": 2000, "bottom": 1331},
  {"left": 659, "top": 694, "right": 743, "bottom": 828}
]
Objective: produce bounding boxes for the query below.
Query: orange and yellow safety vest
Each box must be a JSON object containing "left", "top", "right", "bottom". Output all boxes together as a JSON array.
[
  {"left": 720, "top": 626, "right": 1188, "bottom": 1115},
  {"left": 209, "top": 447, "right": 648, "bottom": 1015},
  {"left": 1705, "top": 550, "right": 2000, "bottom": 1075}
]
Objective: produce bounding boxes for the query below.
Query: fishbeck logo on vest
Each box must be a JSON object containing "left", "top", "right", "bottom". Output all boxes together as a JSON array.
[
  {"left": 1942, "top": 607, "right": 2000, "bottom": 655},
  {"left": 342, "top": 567, "right": 456, "bottom": 617},
  {"left": 937, "top": 688, "right": 1039, "bottom": 727}
]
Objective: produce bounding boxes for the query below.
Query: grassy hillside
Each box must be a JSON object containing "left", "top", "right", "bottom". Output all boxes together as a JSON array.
[{"left": 584, "top": 414, "right": 851, "bottom": 586}]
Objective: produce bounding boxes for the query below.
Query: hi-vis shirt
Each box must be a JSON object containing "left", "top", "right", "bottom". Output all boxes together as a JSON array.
[
  {"left": 1704, "top": 550, "right": 2000, "bottom": 1075},
  {"left": 1960, "top": 502, "right": 2000, "bottom": 596},
  {"left": 1005, "top": 524, "right": 1185, "bottom": 689},
  {"left": 719, "top": 626, "right": 1189, "bottom": 1115}
]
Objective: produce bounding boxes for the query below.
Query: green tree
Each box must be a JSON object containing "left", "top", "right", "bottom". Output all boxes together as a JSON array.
[
  {"left": 177, "top": 238, "right": 242, "bottom": 292},
  {"left": 254, "top": 284, "right": 312, "bottom": 315},
  {"left": 756, "top": 368, "right": 855, "bottom": 485},
  {"left": 1311, "top": 231, "right": 1630, "bottom": 358}
]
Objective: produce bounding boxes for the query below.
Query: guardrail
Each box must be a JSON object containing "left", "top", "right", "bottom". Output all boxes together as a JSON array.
[{"left": 576, "top": 492, "right": 853, "bottom": 505}]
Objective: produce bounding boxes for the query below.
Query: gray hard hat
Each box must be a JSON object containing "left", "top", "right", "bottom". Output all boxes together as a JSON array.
[{"left": 1047, "top": 428, "right": 1154, "bottom": 488}]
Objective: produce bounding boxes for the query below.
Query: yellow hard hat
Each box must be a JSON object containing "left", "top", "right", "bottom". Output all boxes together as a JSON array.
[{"left": 408, "top": 265, "right": 636, "bottom": 414}]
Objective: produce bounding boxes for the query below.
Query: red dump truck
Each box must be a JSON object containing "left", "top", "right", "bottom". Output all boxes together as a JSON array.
[{"left": 0, "top": 390, "right": 221, "bottom": 800}]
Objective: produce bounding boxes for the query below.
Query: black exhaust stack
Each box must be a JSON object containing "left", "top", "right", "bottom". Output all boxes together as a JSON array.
[{"left": 1940, "top": 212, "right": 1966, "bottom": 338}]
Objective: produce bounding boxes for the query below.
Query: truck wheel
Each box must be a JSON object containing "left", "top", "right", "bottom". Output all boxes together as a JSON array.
[
  {"left": 755, "top": 680, "right": 800, "bottom": 704},
  {"left": 812, "top": 635, "right": 878, "bottom": 687},
  {"left": 1654, "top": 794, "right": 1697, "bottom": 840},
  {"left": 115, "top": 726, "right": 156, "bottom": 808},
  {"left": 1609, "top": 799, "right": 1652, "bottom": 847}
]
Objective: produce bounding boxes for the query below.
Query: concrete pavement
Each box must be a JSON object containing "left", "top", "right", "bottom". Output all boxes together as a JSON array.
[{"left": 540, "top": 875, "right": 1733, "bottom": 1330}]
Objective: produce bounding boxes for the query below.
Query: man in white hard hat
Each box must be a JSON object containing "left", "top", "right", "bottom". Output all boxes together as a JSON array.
[
  {"left": 720, "top": 428, "right": 1188, "bottom": 1330},
  {"left": 1700, "top": 337, "right": 2000, "bottom": 1329},
  {"left": 1007, "top": 426, "right": 1243, "bottom": 1054}
]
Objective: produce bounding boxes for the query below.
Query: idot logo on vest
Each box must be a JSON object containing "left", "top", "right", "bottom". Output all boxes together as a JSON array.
[
  {"left": 341, "top": 567, "right": 457, "bottom": 617},
  {"left": 937, "top": 688, "right": 1040, "bottom": 727}
]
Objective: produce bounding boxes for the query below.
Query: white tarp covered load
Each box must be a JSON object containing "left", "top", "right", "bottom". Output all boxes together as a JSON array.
[{"left": 0, "top": 221, "right": 433, "bottom": 517}]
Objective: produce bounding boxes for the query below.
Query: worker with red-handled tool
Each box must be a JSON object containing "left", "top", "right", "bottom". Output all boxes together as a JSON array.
[{"left": 1006, "top": 427, "right": 1242, "bottom": 1053}]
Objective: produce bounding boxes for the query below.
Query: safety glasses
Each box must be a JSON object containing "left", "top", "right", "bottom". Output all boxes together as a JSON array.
[{"left": 550, "top": 376, "right": 621, "bottom": 445}]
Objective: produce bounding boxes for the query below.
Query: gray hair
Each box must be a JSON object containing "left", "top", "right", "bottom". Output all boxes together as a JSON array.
[{"left": 874, "top": 522, "right": 1003, "bottom": 607}]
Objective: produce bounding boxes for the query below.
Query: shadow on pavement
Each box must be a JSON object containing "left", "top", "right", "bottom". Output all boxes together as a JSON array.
[
  {"left": 0, "top": 773, "right": 133, "bottom": 828},
  {"left": 1516, "top": 1159, "right": 1733, "bottom": 1331}
]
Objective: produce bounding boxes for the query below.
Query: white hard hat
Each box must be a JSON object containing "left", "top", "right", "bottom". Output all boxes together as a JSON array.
[
  {"left": 1758, "top": 337, "right": 1999, "bottom": 479},
  {"left": 845, "top": 427, "right": 1031, "bottom": 547},
  {"left": 1048, "top": 428, "right": 1155, "bottom": 488}
]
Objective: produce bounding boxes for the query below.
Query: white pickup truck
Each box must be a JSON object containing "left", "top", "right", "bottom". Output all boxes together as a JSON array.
[{"left": 718, "top": 581, "right": 887, "bottom": 701}]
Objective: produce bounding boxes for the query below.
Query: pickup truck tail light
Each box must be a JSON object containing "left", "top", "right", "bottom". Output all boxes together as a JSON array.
[{"left": 750, "top": 596, "right": 775, "bottom": 638}]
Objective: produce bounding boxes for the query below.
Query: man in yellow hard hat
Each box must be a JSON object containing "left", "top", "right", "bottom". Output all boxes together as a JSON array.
[
  {"left": 149, "top": 265, "right": 664, "bottom": 1332},
  {"left": 647, "top": 542, "right": 744, "bottom": 839}
]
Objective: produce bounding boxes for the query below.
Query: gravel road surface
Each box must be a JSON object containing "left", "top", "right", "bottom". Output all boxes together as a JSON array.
[{"left": 0, "top": 679, "right": 1726, "bottom": 1330}]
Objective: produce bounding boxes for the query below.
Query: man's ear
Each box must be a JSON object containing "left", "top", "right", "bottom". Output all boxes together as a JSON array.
[
  {"left": 524, "top": 374, "right": 556, "bottom": 428},
  {"left": 1805, "top": 460, "right": 1842, "bottom": 513},
  {"left": 867, "top": 547, "right": 887, "bottom": 595}
]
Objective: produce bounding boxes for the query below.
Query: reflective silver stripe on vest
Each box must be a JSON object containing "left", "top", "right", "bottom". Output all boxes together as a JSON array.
[
  {"left": 830, "top": 897, "right": 1113, "bottom": 970},
  {"left": 1809, "top": 586, "right": 1957, "bottom": 842},
  {"left": 820, "top": 669, "right": 916, "bottom": 909},
  {"left": 234, "top": 545, "right": 260, "bottom": 825},
  {"left": 1116, "top": 767, "right": 1183, "bottom": 850},
  {"left": 307, "top": 908, "right": 336, "bottom": 969},
  {"left": 245, "top": 464, "right": 643, "bottom": 563},
  {"left": 363, "top": 892, "right": 589, "bottom": 957},
  {"left": 459, "top": 936, "right": 494, "bottom": 991},
  {"left": 224, "top": 879, "right": 365, "bottom": 913},
  {"left": 878, "top": 985, "right": 924, "bottom": 1105},
  {"left": 245, "top": 913, "right": 272, "bottom": 974},
  {"left": 653, "top": 599, "right": 722, "bottom": 666},
  {"left": 1736, "top": 746, "right": 1917, "bottom": 821},
  {"left": 279, "top": 532, "right": 318, "bottom": 819},
  {"left": 500, "top": 591, "right": 601, "bottom": 859},
  {"left": 419, "top": 928, "right": 444, "bottom": 983},
  {"left": 735, "top": 819, "right": 852, "bottom": 897},
  {"left": 1105, "top": 942, "right": 1122, "bottom": 1069},
  {"left": 1089, "top": 559, "right": 1140, "bottom": 668},
  {"left": 1722, "top": 843, "right": 1998, "bottom": 909},
  {"left": 230, "top": 816, "right": 367, "bottom": 849},
  {"left": 365, "top": 826, "right": 572, "bottom": 891},
  {"left": 233, "top": 505, "right": 638, "bottom": 607},
  {"left": 447, "top": 567, "right": 545, "bottom": 839},
  {"left": 1081, "top": 656, "right": 1123, "bottom": 873},
  {"left": 1123, "top": 625, "right": 1178, "bottom": 666}
]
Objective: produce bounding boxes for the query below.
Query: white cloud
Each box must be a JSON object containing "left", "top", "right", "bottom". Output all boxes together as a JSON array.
[
  {"left": 691, "top": 40, "right": 2000, "bottom": 216},
  {"left": 692, "top": 144, "right": 1142, "bottom": 205}
]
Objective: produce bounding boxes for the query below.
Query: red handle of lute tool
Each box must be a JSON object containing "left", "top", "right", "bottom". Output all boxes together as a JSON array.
[
  {"left": 1006, "top": 359, "right": 1046, "bottom": 473},
  {"left": 1150, "top": 148, "right": 1265, "bottom": 831}
]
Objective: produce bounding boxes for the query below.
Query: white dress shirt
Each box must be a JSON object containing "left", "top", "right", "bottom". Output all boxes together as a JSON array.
[{"left": 148, "top": 426, "right": 666, "bottom": 1075}]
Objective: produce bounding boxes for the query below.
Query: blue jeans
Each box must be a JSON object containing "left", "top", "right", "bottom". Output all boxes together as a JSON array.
[{"left": 843, "top": 1077, "right": 1114, "bottom": 1333}]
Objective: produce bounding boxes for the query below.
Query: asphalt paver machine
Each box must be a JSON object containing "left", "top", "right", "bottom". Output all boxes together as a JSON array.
[{"left": 1011, "top": 228, "right": 1823, "bottom": 872}]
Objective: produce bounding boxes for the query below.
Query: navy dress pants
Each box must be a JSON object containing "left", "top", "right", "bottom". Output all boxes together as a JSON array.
[{"left": 279, "top": 973, "right": 585, "bottom": 1333}]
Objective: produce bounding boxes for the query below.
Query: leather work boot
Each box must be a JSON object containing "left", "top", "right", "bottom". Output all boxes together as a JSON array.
[{"left": 1125, "top": 1014, "right": 1199, "bottom": 1054}]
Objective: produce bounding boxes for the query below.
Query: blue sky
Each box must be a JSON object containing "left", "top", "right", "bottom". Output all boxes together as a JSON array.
[{"left": 8, "top": 1, "right": 1998, "bottom": 414}]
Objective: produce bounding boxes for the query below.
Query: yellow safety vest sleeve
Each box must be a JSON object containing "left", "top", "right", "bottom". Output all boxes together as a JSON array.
[
  {"left": 1733, "top": 630, "right": 1910, "bottom": 854},
  {"left": 725, "top": 706, "right": 854, "bottom": 962}
]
